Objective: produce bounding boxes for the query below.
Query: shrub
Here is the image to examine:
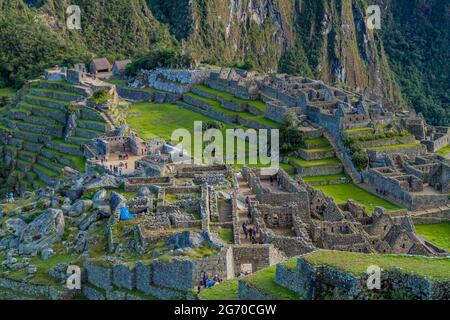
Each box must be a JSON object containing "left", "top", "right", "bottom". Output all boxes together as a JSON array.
[{"left": 352, "top": 151, "right": 369, "bottom": 171}]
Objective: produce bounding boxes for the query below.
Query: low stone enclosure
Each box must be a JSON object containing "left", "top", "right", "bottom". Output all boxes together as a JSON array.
[
  {"left": 81, "top": 243, "right": 285, "bottom": 300},
  {"left": 241, "top": 167, "right": 445, "bottom": 257},
  {"left": 363, "top": 157, "right": 450, "bottom": 210},
  {"left": 272, "top": 254, "right": 449, "bottom": 300}
]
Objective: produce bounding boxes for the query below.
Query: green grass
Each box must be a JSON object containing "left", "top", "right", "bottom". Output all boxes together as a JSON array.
[
  {"left": 194, "top": 85, "right": 266, "bottom": 112},
  {"left": 304, "top": 137, "right": 330, "bottom": 147},
  {"left": 367, "top": 143, "right": 420, "bottom": 151},
  {"left": 32, "top": 86, "right": 81, "bottom": 97},
  {"left": 289, "top": 156, "right": 341, "bottom": 168},
  {"left": 33, "top": 163, "right": 59, "bottom": 177},
  {"left": 314, "top": 183, "right": 403, "bottom": 213},
  {"left": 186, "top": 91, "right": 280, "bottom": 128},
  {"left": 0, "top": 87, "right": 17, "bottom": 98},
  {"left": 26, "top": 94, "right": 70, "bottom": 106},
  {"left": 127, "top": 102, "right": 219, "bottom": 140},
  {"left": 127, "top": 102, "right": 261, "bottom": 165},
  {"left": 303, "top": 250, "right": 450, "bottom": 281},
  {"left": 198, "top": 279, "right": 238, "bottom": 300},
  {"left": 436, "top": 145, "right": 450, "bottom": 157},
  {"left": 344, "top": 127, "right": 374, "bottom": 134},
  {"left": 243, "top": 265, "right": 301, "bottom": 300},
  {"left": 218, "top": 227, "right": 234, "bottom": 244},
  {"left": 415, "top": 223, "right": 450, "bottom": 252},
  {"left": 299, "top": 146, "right": 334, "bottom": 153},
  {"left": 303, "top": 174, "right": 347, "bottom": 183},
  {"left": 42, "top": 147, "right": 85, "bottom": 172}
]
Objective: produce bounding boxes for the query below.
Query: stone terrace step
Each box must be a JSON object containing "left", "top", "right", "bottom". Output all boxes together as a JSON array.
[
  {"left": 18, "top": 150, "right": 38, "bottom": 163},
  {"left": 75, "top": 127, "right": 104, "bottom": 139},
  {"left": 19, "top": 101, "right": 67, "bottom": 123},
  {"left": 46, "top": 139, "right": 83, "bottom": 156},
  {"left": 38, "top": 80, "right": 90, "bottom": 97},
  {"left": 36, "top": 156, "right": 64, "bottom": 173},
  {"left": 29, "top": 87, "right": 82, "bottom": 102},
  {"left": 289, "top": 157, "right": 344, "bottom": 177},
  {"left": 15, "top": 120, "right": 63, "bottom": 137},
  {"left": 23, "top": 95, "right": 70, "bottom": 112},
  {"left": 40, "top": 147, "right": 85, "bottom": 172},
  {"left": 32, "top": 163, "right": 60, "bottom": 184},
  {"left": 77, "top": 119, "right": 108, "bottom": 132},
  {"left": 66, "top": 135, "right": 92, "bottom": 146}
]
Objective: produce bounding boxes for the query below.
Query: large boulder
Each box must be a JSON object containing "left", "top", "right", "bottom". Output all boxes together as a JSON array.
[
  {"left": 85, "top": 174, "right": 121, "bottom": 190},
  {"left": 68, "top": 200, "right": 93, "bottom": 217},
  {"left": 167, "top": 231, "right": 204, "bottom": 249},
  {"left": 110, "top": 192, "right": 126, "bottom": 213},
  {"left": 5, "top": 218, "right": 27, "bottom": 237},
  {"left": 92, "top": 189, "right": 107, "bottom": 206},
  {"left": 18, "top": 209, "right": 65, "bottom": 255},
  {"left": 136, "top": 187, "right": 151, "bottom": 198}
]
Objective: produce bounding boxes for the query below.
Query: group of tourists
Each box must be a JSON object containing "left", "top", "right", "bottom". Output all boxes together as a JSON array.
[{"left": 197, "top": 273, "right": 224, "bottom": 293}]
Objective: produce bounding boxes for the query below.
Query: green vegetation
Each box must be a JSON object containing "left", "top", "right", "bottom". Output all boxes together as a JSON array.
[
  {"left": 303, "top": 250, "right": 450, "bottom": 280},
  {"left": 366, "top": 143, "right": 421, "bottom": 151},
  {"left": 436, "top": 145, "right": 450, "bottom": 157},
  {"left": 289, "top": 157, "right": 341, "bottom": 168},
  {"left": 242, "top": 265, "right": 301, "bottom": 300},
  {"left": 217, "top": 227, "right": 234, "bottom": 244},
  {"left": 303, "top": 174, "right": 347, "bottom": 183},
  {"left": 415, "top": 223, "right": 450, "bottom": 252},
  {"left": 198, "top": 279, "right": 238, "bottom": 300},
  {"left": 314, "top": 183, "right": 403, "bottom": 213},
  {"left": 88, "top": 88, "right": 113, "bottom": 105},
  {"left": 193, "top": 85, "right": 266, "bottom": 112},
  {"left": 126, "top": 48, "right": 192, "bottom": 76}
]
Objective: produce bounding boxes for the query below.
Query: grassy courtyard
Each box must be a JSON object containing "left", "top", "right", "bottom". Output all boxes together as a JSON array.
[
  {"left": 313, "top": 183, "right": 403, "bottom": 213},
  {"left": 415, "top": 223, "right": 450, "bottom": 252},
  {"left": 303, "top": 250, "right": 450, "bottom": 280},
  {"left": 126, "top": 102, "right": 272, "bottom": 167}
]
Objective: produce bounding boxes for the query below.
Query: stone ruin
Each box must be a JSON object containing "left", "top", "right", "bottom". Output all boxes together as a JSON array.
[{"left": 242, "top": 167, "right": 444, "bottom": 257}]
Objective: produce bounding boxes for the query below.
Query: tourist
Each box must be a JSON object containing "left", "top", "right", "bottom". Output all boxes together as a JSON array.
[
  {"left": 247, "top": 226, "right": 253, "bottom": 240},
  {"left": 242, "top": 222, "right": 248, "bottom": 239},
  {"left": 269, "top": 175, "right": 273, "bottom": 185},
  {"left": 252, "top": 227, "right": 257, "bottom": 239},
  {"left": 125, "top": 162, "right": 128, "bottom": 169},
  {"left": 245, "top": 196, "right": 249, "bottom": 205},
  {"left": 202, "top": 272, "right": 208, "bottom": 287}
]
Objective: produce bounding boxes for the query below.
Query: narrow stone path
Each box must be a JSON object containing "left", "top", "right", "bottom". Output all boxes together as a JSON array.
[{"left": 236, "top": 176, "right": 259, "bottom": 244}]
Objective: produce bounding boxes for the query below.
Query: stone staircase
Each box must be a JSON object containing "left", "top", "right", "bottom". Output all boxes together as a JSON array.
[{"left": 288, "top": 132, "right": 349, "bottom": 186}]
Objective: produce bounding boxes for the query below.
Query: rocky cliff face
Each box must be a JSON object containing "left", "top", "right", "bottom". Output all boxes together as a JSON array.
[
  {"left": 148, "top": 0, "right": 401, "bottom": 107},
  {"left": 1, "top": 0, "right": 448, "bottom": 123}
]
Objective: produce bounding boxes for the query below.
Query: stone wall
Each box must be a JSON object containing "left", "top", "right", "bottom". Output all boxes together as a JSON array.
[{"left": 274, "top": 256, "right": 450, "bottom": 300}]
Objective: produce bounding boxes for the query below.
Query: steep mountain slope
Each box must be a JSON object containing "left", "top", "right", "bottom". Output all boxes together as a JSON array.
[
  {"left": 149, "top": 0, "right": 448, "bottom": 124},
  {"left": 0, "top": 0, "right": 448, "bottom": 125}
]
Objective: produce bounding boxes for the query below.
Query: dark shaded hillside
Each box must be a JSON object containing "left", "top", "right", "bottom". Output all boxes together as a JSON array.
[
  {"left": 0, "top": 0, "right": 448, "bottom": 125},
  {"left": 382, "top": 0, "right": 449, "bottom": 125}
]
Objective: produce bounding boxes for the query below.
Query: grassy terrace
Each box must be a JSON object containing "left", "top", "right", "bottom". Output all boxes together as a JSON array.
[
  {"left": 243, "top": 265, "right": 300, "bottom": 300},
  {"left": 198, "top": 279, "right": 239, "bottom": 300},
  {"left": 289, "top": 156, "right": 341, "bottom": 168},
  {"left": 26, "top": 94, "right": 71, "bottom": 106},
  {"left": 303, "top": 250, "right": 450, "bottom": 281},
  {"left": 415, "top": 223, "right": 450, "bottom": 252},
  {"left": 436, "top": 145, "right": 450, "bottom": 157},
  {"left": 185, "top": 92, "right": 280, "bottom": 129},
  {"left": 314, "top": 183, "right": 403, "bottom": 213},
  {"left": 303, "top": 173, "right": 347, "bottom": 183},
  {"left": 0, "top": 87, "right": 17, "bottom": 98},
  {"left": 199, "top": 264, "right": 300, "bottom": 300},
  {"left": 344, "top": 127, "right": 374, "bottom": 135},
  {"left": 194, "top": 85, "right": 266, "bottom": 112},
  {"left": 366, "top": 142, "right": 421, "bottom": 151},
  {"left": 31, "top": 86, "right": 82, "bottom": 97}
]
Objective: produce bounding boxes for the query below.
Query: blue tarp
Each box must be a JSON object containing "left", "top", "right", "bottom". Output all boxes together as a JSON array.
[{"left": 120, "top": 207, "right": 134, "bottom": 221}]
